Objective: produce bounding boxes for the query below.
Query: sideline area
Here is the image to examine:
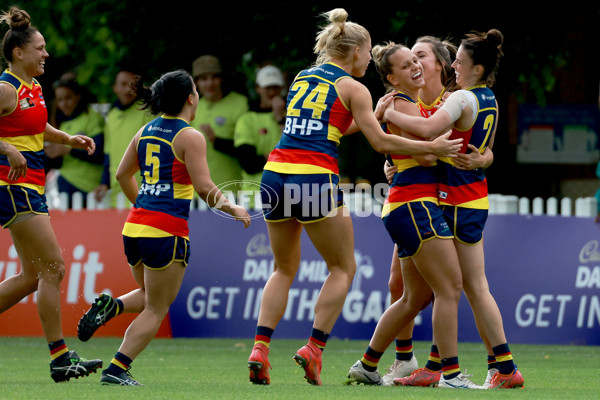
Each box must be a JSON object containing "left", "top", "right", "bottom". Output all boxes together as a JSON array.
[{"left": 1, "top": 209, "right": 598, "bottom": 345}]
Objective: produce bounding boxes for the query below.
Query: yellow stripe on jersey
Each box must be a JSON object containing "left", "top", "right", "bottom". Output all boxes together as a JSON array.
[
  {"left": 440, "top": 197, "right": 489, "bottom": 209},
  {"left": 437, "top": 155, "right": 454, "bottom": 165},
  {"left": 123, "top": 222, "right": 171, "bottom": 238},
  {"left": 140, "top": 135, "right": 175, "bottom": 146},
  {"left": 2, "top": 132, "right": 44, "bottom": 152},
  {"left": 173, "top": 182, "right": 194, "bottom": 200},
  {"left": 382, "top": 196, "right": 438, "bottom": 217},
  {"left": 0, "top": 180, "right": 45, "bottom": 194},
  {"left": 326, "top": 125, "right": 344, "bottom": 144},
  {"left": 391, "top": 157, "right": 423, "bottom": 173},
  {"left": 264, "top": 161, "right": 335, "bottom": 175}
]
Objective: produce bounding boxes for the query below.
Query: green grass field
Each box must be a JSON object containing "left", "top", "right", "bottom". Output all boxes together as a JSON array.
[{"left": 0, "top": 337, "right": 598, "bottom": 399}]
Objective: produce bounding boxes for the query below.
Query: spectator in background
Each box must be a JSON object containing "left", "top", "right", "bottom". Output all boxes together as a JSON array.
[
  {"left": 234, "top": 64, "right": 286, "bottom": 206},
  {"left": 45, "top": 78, "right": 105, "bottom": 208},
  {"left": 190, "top": 55, "right": 248, "bottom": 187},
  {"left": 48, "top": 70, "right": 79, "bottom": 128},
  {"left": 44, "top": 70, "right": 79, "bottom": 173},
  {"left": 93, "top": 67, "right": 153, "bottom": 207}
]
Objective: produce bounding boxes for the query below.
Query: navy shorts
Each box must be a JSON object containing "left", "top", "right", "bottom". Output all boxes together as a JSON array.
[
  {"left": 0, "top": 185, "right": 48, "bottom": 228},
  {"left": 260, "top": 170, "right": 345, "bottom": 223},
  {"left": 383, "top": 201, "right": 453, "bottom": 259},
  {"left": 441, "top": 205, "right": 488, "bottom": 244},
  {"left": 123, "top": 235, "right": 190, "bottom": 270}
]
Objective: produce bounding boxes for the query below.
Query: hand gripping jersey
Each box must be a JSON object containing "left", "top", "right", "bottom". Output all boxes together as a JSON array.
[
  {"left": 263, "top": 62, "right": 354, "bottom": 175},
  {"left": 438, "top": 85, "right": 497, "bottom": 209},
  {"left": 382, "top": 92, "right": 438, "bottom": 217},
  {"left": 0, "top": 70, "right": 48, "bottom": 194},
  {"left": 122, "top": 116, "right": 194, "bottom": 239}
]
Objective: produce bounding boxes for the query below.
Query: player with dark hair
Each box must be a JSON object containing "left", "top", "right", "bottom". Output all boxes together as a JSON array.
[
  {"left": 77, "top": 70, "right": 250, "bottom": 385},
  {"left": 383, "top": 29, "right": 524, "bottom": 389},
  {"left": 0, "top": 6, "right": 101, "bottom": 382}
]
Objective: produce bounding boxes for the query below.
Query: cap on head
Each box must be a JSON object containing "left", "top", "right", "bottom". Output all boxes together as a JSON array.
[
  {"left": 256, "top": 65, "right": 284, "bottom": 88},
  {"left": 193, "top": 55, "right": 222, "bottom": 78}
]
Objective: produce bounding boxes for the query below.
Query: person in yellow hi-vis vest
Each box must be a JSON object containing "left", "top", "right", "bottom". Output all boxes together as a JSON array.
[
  {"left": 234, "top": 65, "right": 286, "bottom": 208},
  {"left": 93, "top": 67, "right": 153, "bottom": 207},
  {"left": 45, "top": 77, "right": 105, "bottom": 208},
  {"left": 190, "top": 55, "right": 248, "bottom": 187}
]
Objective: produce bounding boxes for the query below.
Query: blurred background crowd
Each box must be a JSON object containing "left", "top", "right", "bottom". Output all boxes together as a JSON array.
[{"left": 6, "top": 1, "right": 598, "bottom": 205}]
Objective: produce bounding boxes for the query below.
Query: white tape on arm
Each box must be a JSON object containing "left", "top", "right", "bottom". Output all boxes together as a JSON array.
[{"left": 439, "top": 90, "right": 470, "bottom": 122}]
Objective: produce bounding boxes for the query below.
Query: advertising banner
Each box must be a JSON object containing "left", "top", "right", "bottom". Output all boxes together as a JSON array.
[
  {"left": 169, "top": 211, "right": 600, "bottom": 345},
  {"left": 484, "top": 215, "right": 600, "bottom": 345},
  {"left": 169, "top": 211, "right": 403, "bottom": 340},
  {"left": 2, "top": 209, "right": 598, "bottom": 345},
  {"left": 0, "top": 210, "right": 172, "bottom": 338}
]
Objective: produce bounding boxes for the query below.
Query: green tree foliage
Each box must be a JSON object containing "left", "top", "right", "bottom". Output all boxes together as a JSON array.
[
  {"left": 4, "top": 0, "right": 123, "bottom": 100},
  {"left": 1, "top": 1, "right": 596, "bottom": 106}
]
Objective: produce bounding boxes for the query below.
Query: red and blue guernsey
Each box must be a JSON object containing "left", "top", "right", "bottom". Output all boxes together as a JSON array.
[
  {"left": 438, "top": 85, "right": 497, "bottom": 209},
  {"left": 382, "top": 91, "right": 438, "bottom": 217},
  {"left": 264, "top": 62, "right": 354, "bottom": 175},
  {"left": 418, "top": 88, "right": 445, "bottom": 118},
  {"left": 122, "top": 116, "right": 194, "bottom": 239},
  {"left": 0, "top": 69, "right": 48, "bottom": 194}
]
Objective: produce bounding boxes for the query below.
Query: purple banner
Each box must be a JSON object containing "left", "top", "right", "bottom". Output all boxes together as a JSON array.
[
  {"left": 483, "top": 215, "right": 600, "bottom": 345},
  {"left": 168, "top": 211, "right": 600, "bottom": 345}
]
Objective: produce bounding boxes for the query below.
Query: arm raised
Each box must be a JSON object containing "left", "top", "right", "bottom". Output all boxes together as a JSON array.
[{"left": 337, "top": 78, "right": 461, "bottom": 157}]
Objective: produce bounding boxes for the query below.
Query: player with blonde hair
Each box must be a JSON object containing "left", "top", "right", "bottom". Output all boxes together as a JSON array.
[{"left": 247, "top": 8, "right": 462, "bottom": 386}]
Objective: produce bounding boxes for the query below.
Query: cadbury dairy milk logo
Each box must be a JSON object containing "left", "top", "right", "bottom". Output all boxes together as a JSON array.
[
  {"left": 246, "top": 234, "right": 273, "bottom": 257},
  {"left": 580, "top": 240, "right": 600, "bottom": 263}
]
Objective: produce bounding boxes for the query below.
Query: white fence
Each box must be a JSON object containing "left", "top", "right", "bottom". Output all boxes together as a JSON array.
[
  {"left": 47, "top": 189, "right": 598, "bottom": 219},
  {"left": 488, "top": 194, "right": 598, "bottom": 217}
]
